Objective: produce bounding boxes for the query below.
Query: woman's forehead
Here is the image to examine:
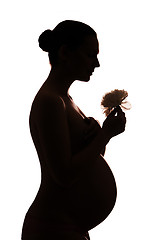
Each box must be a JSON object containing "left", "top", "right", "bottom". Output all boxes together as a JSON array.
[{"left": 82, "top": 35, "right": 99, "bottom": 53}]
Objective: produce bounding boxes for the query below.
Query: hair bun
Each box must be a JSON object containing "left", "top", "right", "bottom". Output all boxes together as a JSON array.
[{"left": 38, "top": 29, "right": 53, "bottom": 52}]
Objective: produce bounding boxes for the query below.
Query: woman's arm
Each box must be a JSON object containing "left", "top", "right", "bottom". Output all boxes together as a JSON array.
[
  {"left": 32, "top": 95, "right": 72, "bottom": 186},
  {"left": 72, "top": 107, "right": 126, "bottom": 176},
  {"left": 34, "top": 95, "right": 125, "bottom": 187},
  {"left": 83, "top": 117, "right": 106, "bottom": 156},
  {"left": 71, "top": 124, "right": 110, "bottom": 175}
]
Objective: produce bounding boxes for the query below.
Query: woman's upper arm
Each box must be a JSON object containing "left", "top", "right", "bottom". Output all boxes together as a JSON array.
[{"left": 33, "top": 95, "right": 72, "bottom": 185}]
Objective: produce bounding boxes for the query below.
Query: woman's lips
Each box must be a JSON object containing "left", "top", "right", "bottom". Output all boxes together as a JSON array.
[{"left": 89, "top": 70, "right": 94, "bottom": 75}]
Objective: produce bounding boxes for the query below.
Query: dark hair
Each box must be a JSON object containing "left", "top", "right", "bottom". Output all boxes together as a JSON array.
[{"left": 38, "top": 20, "right": 97, "bottom": 66}]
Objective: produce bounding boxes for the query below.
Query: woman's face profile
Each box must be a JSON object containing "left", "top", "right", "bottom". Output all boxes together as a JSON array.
[{"left": 67, "top": 35, "right": 100, "bottom": 82}]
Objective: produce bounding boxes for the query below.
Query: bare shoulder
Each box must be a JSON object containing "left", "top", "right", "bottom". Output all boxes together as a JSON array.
[
  {"left": 35, "top": 89, "right": 65, "bottom": 108},
  {"left": 30, "top": 89, "right": 66, "bottom": 119}
]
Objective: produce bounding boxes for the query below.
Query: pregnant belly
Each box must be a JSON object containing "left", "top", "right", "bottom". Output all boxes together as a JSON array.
[{"left": 68, "top": 155, "right": 117, "bottom": 231}]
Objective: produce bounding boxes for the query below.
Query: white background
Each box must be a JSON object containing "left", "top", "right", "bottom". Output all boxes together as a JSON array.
[{"left": 1, "top": 0, "right": 160, "bottom": 239}]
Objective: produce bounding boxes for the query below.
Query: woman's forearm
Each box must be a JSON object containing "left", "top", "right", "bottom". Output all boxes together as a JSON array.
[{"left": 72, "top": 129, "right": 110, "bottom": 174}]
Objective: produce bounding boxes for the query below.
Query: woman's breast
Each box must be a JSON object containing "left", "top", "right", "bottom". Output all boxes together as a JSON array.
[{"left": 67, "top": 155, "right": 117, "bottom": 231}]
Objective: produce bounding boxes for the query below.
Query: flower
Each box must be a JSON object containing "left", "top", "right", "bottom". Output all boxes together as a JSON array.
[{"left": 101, "top": 89, "right": 131, "bottom": 116}]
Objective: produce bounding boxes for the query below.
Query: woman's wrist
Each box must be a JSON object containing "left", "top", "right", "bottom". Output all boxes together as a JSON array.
[{"left": 100, "top": 128, "right": 111, "bottom": 146}]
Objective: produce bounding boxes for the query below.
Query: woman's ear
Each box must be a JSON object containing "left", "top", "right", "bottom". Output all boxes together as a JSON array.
[{"left": 58, "top": 44, "right": 71, "bottom": 62}]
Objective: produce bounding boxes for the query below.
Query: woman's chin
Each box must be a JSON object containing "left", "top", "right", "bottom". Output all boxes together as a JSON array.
[{"left": 77, "top": 75, "right": 91, "bottom": 82}]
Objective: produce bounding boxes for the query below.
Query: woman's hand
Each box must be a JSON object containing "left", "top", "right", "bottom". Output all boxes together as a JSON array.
[{"left": 102, "top": 106, "right": 126, "bottom": 140}]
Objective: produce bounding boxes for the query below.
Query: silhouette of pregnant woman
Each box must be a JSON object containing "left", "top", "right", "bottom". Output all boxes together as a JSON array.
[{"left": 21, "top": 20, "right": 126, "bottom": 240}]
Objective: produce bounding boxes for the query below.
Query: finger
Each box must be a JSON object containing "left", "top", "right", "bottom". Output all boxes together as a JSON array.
[
  {"left": 107, "top": 107, "right": 119, "bottom": 118},
  {"left": 108, "top": 105, "right": 124, "bottom": 115},
  {"left": 116, "top": 106, "right": 123, "bottom": 113},
  {"left": 115, "top": 106, "right": 126, "bottom": 117}
]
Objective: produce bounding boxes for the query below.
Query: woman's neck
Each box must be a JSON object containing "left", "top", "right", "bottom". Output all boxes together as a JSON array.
[{"left": 45, "top": 67, "right": 74, "bottom": 97}]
